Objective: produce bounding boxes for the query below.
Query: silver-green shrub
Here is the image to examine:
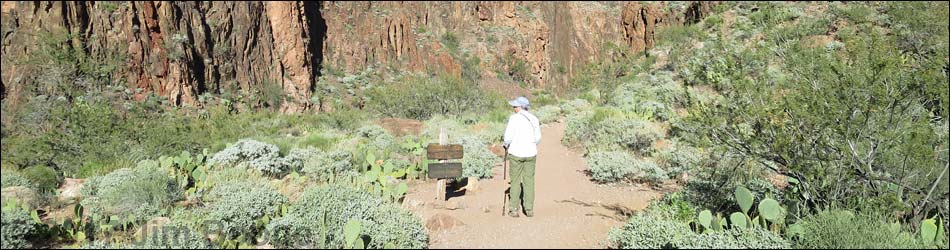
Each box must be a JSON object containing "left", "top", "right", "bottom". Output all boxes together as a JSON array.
[
  {"left": 633, "top": 158, "right": 667, "bottom": 184},
  {"left": 655, "top": 139, "right": 704, "bottom": 178},
  {"left": 264, "top": 214, "right": 315, "bottom": 248},
  {"left": 559, "top": 99, "right": 592, "bottom": 116},
  {"left": 297, "top": 147, "right": 355, "bottom": 182},
  {"left": 567, "top": 109, "right": 664, "bottom": 154},
  {"left": 1, "top": 172, "right": 32, "bottom": 189},
  {"left": 674, "top": 228, "right": 791, "bottom": 249},
  {"left": 587, "top": 151, "right": 636, "bottom": 183},
  {"left": 534, "top": 105, "right": 563, "bottom": 124},
  {"left": 457, "top": 136, "right": 497, "bottom": 179},
  {"left": 2, "top": 207, "right": 41, "bottom": 249},
  {"left": 210, "top": 139, "right": 297, "bottom": 176},
  {"left": 80, "top": 164, "right": 181, "bottom": 223},
  {"left": 608, "top": 215, "right": 692, "bottom": 249},
  {"left": 794, "top": 210, "right": 924, "bottom": 249},
  {"left": 265, "top": 184, "right": 427, "bottom": 249},
  {"left": 202, "top": 182, "right": 287, "bottom": 241},
  {"left": 136, "top": 222, "right": 215, "bottom": 249}
]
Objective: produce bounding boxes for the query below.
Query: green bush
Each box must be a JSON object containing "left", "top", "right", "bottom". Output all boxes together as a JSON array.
[
  {"left": 565, "top": 107, "right": 664, "bottom": 154},
  {"left": 607, "top": 214, "right": 692, "bottom": 249},
  {"left": 366, "top": 74, "right": 498, "bottom": 120},
  {"left": 655, "top": 139, "right": 704, "bottom": 178},
  {"left": 263, "top": 214, "right": 315, "bottom": 248},
  {"left": 676, "top": 228, "right": 791, "bottom": 249},
  {"left": 457, "top": 136, "right": 497, "bottom": 179},
  {"left": 137, "top": 223, "right": 215, "bottom": 249},
  {"left": 558, "top": 99, "right": 592, "bottom": 116},
  {"left": 202, "top": 182, "right": 286, "bottom": 242},
  {"left": 794, "top": 210, "right": 924, "bottom": 249},
  {"left": 209, "top": 139, "right": 298, "bottom": 176},
  {"left": 633, "top": 158, "right": 667, "bottom": 184},
  {"left": 80, "top": 164, "right": 181, "bottom": 223},
  {"left": 586, "top": 151, "right": 636, "bottom": 183},
  {"left": 534, "top": 105, "right": 563, "bottom": 124},
  {"left": 608, "top": 211, "right": 790, "bottom": 249},
  {"left": 684, "top": 172, "right": 784, "bottom": 213},
  {"left": 1, "top": 207, "right": 42, "bottom": 249},
  {"left": 266, "top": 184, "right": 427, "bottom": 249},
  {"left": 1, "top": 172, "right": 32, "bottom": 189},
  {"left": 297, "top": 147, "right": 355, "bottom": 182},
  {"left": 21, "top": 165, "right": 62, "bottom": 192}
]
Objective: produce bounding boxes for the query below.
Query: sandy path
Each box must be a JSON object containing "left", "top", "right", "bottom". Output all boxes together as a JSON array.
[{"left": 404, "top": 121, "right": 662, "bottom": 249}]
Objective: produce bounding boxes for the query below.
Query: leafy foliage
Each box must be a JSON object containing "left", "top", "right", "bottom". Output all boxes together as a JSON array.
[
  {"left": 21, "top": 165, "right": 63, "bottom": 192},
  {"left": 1, "top": 172, "right": 32, "bottom": 189},
  {"left": 201, "top": 182, "right": 287, "bottom": 242},
  {"left": 457, "top": 136, "right": 497, "bottom": 179},
  {"left": 676, "top": 228, "right": 791, "bottom": 249},
  {"left": 297, "top": 147, "right": 356, "bottom": 182},
  {"left": 793, "top": 210, "right": 925, "bottom": 249},
  {"left": 80, "top": 164, "right": 181, "bottom": 224},
  {"left": 266, "top": 184, "right": 427, "bottom": 249},
  {"left": 564, "top": 108, "right": 665, "bottom": 155},
  {"left": 209, "top": 139, "right": 299, "bottom": 176},
  {"left": 586, "top": 151, "right": 637, "bottom": 183},
  {"left": 366, "top": 74, "right": 499, "bottom": 120},
  {"left": 1, "top": 206, "right": 42, "bottom": 249},
  {"left": 608, "top": 215, "right": 692, "bottom": 249},
  {"left": 137, "top": 223, "right": 215, "bottom": 249},
  {"left": 678, "top": 1, "right": 948, "bottom": 222}
]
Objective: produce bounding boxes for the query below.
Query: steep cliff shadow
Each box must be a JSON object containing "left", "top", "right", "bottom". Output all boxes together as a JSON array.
[{"left": 304, "top": 1, "right": 327, "bottom": 83}]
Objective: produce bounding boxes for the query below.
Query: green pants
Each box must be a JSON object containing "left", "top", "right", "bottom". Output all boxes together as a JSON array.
[{"left": 508, "top": 155, "right": 536, "bottom": 214}]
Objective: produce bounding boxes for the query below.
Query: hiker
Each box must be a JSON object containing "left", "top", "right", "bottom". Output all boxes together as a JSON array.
[{"left": 503, "top": 96, "right": 541, "bottom": 217}]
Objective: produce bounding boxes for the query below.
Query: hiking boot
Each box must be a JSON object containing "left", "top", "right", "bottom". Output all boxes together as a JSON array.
[
  {"left": 508, "top": 210, "right": 520, "bottom": 217},
  {"left": 526, "top": 211, "right": 534, "bottom": 217}
]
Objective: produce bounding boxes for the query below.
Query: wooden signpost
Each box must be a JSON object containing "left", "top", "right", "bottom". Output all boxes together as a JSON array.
[{"left": 429, "top": 128, "right": 464, "bottom": 201}]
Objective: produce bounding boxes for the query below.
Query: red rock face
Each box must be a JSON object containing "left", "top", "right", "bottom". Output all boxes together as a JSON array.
[{"left": 1, "top": 1, "right": 703, "bottom": 111}]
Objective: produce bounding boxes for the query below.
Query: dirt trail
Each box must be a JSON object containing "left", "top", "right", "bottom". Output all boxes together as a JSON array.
[{"left": 404, "top": 122, "right": 663, "bottom": 249}]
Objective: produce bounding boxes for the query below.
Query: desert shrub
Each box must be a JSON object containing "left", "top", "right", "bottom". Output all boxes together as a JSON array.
[
  {"left": 683, "top": 172, "right": 784, "bottom": 213},
  {"left": 80, "top": 164, "right": 181, "bottom": 223},
  {"left": 534, "top": 105, "right": 563, "bottom": 124},
  {"left": 266, "top": 184, "right": 427, "bottom": 249},
  {"left": 21, "top": 165, "right": 62, "bottom": 192},
  {"left": 611, "top": 71, "right": 686, "bottom": 121},
  {"left": 559, "top": 99, "right": 593, "bottom": 116},
  {"left": 457, "top": 136, "right": 497, "bottom": 179},
  {"left": 136, "top": 223, "right": 215, "bottom": 249},
  {"left": 607, "top": 214, "right": 693, "bottom": 249},
  {"left": 1, "top": 172, "right": 32, "bottom": 189},
  {"left": 1, "top": 206, "right": 42, "bottom": 249},
  {"left": 633, "top": 158, "right": 667, "bottom": 184},
  {"left": 202, "top": 182, "right": 287, "bottom": 242},
  {"left": 570, "top": 109, "right": 664, "bottom": 154},
  {"left": 209, "top": 139, "right": 297, "bottom": 176},
  {"left": 655, "top": 139, "right": 704, "bottom": 178},
  {"left": 356, "top": 125, "right": 397, "bottom": 153},
  {"left": 675, "top": 228, "right": 791, "bottom": 249},
  {"left": 366, "top": 74, "right": 498, "bottom": 120},
  {"left": 793, "top": 210, "right": 925, "bottom": 249},
  {"left": 298, "top": 148, "right": 355, "bottom": 182},
  {"left": 587, "top": 151, "right": 636, "bottom": 183},
  {"left": 263, "top": 214, "right": 316, "bottom": 248},
  {"left": 563, "top": 111, "right": 593, "bottom": 147}
]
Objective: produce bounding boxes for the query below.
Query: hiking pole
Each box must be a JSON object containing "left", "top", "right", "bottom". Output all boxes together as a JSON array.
[{"left": 502, "top": 146, "right": 509, "bottom": 216}]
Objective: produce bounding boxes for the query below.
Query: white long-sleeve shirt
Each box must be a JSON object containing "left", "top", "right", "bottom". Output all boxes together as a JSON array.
[{"left": 503, "top": 110, "right": 542, "bottom": 158}]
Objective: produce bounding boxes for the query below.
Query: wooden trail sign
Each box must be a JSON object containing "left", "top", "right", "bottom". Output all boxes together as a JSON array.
[
  {"left": 426, "top": 143, "right": 463, "bottom": 179},
  {"left": 427, "top": 144, "right": 463, "bottom": 160},
  {"left": 427, "top": 163, "right": 463, "bottom": 179}
]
